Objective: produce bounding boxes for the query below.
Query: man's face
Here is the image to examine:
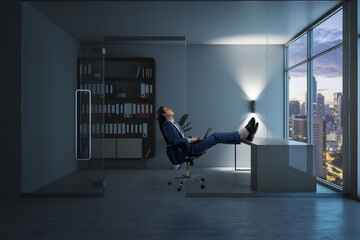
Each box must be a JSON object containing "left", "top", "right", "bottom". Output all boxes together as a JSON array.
[{"left": 162, "top": 107, "right": 175, "bottom": 118}]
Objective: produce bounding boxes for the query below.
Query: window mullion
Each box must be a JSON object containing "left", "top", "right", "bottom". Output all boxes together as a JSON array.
[{"left": 307, "top": 30, "right": 313, "bottom": 144}]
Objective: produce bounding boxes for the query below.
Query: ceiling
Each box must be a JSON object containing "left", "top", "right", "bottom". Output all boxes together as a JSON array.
[{"left": 30, "top": 1, "right": 341, "bottom": 45}]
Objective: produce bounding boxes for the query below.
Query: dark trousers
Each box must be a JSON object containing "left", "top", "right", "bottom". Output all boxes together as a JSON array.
[{"left": 188, "top": 131, "right": 240, "bottom": 156}]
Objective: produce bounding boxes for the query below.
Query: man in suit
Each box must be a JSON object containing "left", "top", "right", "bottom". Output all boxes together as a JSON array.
[{"left": 157, "top": 106, "right": 259, "bottom": 165}]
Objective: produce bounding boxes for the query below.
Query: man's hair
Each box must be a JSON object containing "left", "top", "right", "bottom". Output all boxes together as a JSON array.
[{"left": 157, "top": 106, "right": 166, "bottom": 123}]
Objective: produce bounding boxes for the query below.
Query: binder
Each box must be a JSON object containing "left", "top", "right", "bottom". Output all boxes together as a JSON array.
[
  {"left": 110, "top": 84, "right": 113, "bottom": 96},
  {"left": 122, "top": 123, "right": 126, "bottom": 137},
  {"left": 120, "top": 104, "right": 124, "bottom": 114},
  {"left": 86, "top": 104, "right": 89, "bottom": 114},
  {"left": 109, "top": 123, "right": 113, "bottom": 135},
  {"left": 111, "top": 104, "right": 115, "bottom": 114},
  {"left": 117, "top": 123, "right": 121, "bottom": 135},
  {"left": 142, "top": 68, "right": 145, "bottom": 78},
  {"left": 141, "top": 104, "right": 145, "bottom": 118},
  {"left": 128, "top": 103, "right": 132, "bottom": 118},
  {"left": 97, "top": 84, "right": 101, "bottom": 95},
  {"left": 139, "top": 124, "right": 142, "bottom": 134},
  {"left": 101, "top": 124, "right": 104, "bottom": 135},
  {"left": 136, "top": 67, "right": 141, "bottom": 78},
  {"left": 150, "top": 104, "right": 153, "bottom": 115},
  {"left": 126, "top": 124, "right": 130, "bottom": 134},
  {"left": 101, "top": 84, "right": 104, "bottom": 97},
  {"left": 99, "top": 104, "right": 102, "bottom": 114},
  {"left": 116, "top": 104, "right": 119, "bottom": 115},
  {"left": 114, "top": 123, "right": 117, "bottom": 136},
  {"left": 92, "top": 84, "right": 96, "bottom": 95},
  {"left": 145, "top": 83, "right": 150, "bottom": 98},
  {"left": 140, "top": 83, "right": 145, "bottom": 98},
  {"left": 107, "top": 103, "right": 111, "bottom": 117},
  {"left": 131, "top": 124, "right": 134, "bottom": 134},
  {"left": 143, "top": 123, "right": 148, "bottom": 137},
  {"left": 103, "top": 104, "right": 106, "bottom": 114},
  {"left": 105, "top": 123, "right": 109, "bottom": 135},
  {"left": 135, "top": 124, "right": 138, "bottom": 133},
  {"left": 145, "top": 103, "right": 149, "bottom": 117},
  {"left": 150, "top": 84, "right": 153, "bottom": 95},
  {"left": 96, "top": 123, "right": 100, "bottom": 137},
  {"left": 137, "top": 104, "right": 141, "bottom": 117},
  {"left": 105, "top": 84, "right": 109, "bottom": 95},
  {"left": 133, "top": 104, "right": 136, "bottom": 115},
  {"left": 84, "top": 123, "right": 88, "bottom": 137},
  {"left": 124, "top": 103, "right": 129, "bottom": 118}
]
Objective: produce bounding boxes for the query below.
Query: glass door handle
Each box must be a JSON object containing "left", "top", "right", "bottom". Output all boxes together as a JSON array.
[{"left": 75, "top": 89, "right": 91, "bottom": 161}]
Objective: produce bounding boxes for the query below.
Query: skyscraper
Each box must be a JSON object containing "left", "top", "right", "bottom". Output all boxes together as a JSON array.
[
  {"left": 317, "top": 93, "right": 325, "bottom": 119},
  {"left": 313, "top": 118, "right": 327, "bottom": 179},
  {"left": 289, "top": 101, "right": 300, "bottom": 116},
  {"left": 291, "top": 115, "right": 308, "bottom": 143}
]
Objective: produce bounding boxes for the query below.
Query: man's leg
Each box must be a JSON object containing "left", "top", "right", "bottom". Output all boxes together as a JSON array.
[{"left": 188, "top": 131, "right": 240, "bottom": 156}]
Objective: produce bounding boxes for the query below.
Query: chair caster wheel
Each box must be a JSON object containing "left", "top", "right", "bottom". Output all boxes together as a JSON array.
[
  {"left": 177, "top": 188, "right": 182, "bottom": 192},
  {"left": 201, "top": 184, "right": 205, "bottom": 189},
  {"left": 168, "top": 182, "right": 172, "bottom": 185},
  {"left": 201, "top": 178, "right": 205, "bottom": 182}
]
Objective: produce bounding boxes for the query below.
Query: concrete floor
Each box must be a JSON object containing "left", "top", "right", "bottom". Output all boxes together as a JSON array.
[{"left": 1, "top": 169, "right": 360, "bottom": 240}]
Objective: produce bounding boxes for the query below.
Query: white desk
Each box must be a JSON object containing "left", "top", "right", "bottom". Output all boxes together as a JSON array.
[{"left": 236, "top": 138, "right": 316, "bottom": 192}]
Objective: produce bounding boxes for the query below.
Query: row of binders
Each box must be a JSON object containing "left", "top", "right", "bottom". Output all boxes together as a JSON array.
[
  {"left": 140, "top": 83, "right": 153, "bottom": 98},
  {"left": 80, "top": 123, "right": 148, "bottom": 138},
  {"left": 79, "top": 63, "right": 102, "bottom": 78},
  {"left": 79, "top": 83, "right": 115, "bottom": 97},
  {"left": 136, "top": 67, "right": 153, "bottom": 79},
  {"left": 81, "top": 103, "right": 153, "bottom": 118}
]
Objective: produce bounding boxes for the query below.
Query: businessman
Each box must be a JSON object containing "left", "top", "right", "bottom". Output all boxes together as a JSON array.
[{"left": 157, "top": 106, "right": 259, "bottom": 165}]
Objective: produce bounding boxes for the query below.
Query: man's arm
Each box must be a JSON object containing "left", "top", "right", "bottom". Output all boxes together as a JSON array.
[{"left": 162, "top": 121, "right": 190, "bottom": 146}]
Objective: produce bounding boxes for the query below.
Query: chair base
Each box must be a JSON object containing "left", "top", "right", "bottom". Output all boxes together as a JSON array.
[{"left": 168, "top": 162, "right": 205, "bottom": 192}]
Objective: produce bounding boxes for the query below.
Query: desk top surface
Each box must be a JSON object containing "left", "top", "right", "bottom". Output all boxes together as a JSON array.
[{"left": 241, "top": 138, "right": 312, "bottom": 146}]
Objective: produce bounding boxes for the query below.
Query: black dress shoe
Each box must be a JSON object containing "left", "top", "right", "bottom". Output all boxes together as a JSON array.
[
  {"left": 246, "top": 122, "right": 259, "bottom": 141},
  {"left": 245, "top": 117, "right": 255, "bottom": 131}
]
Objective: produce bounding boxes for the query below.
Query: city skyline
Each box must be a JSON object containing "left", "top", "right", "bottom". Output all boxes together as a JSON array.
[{"left": 288, "top": 10, "right": 342, "bottom": 106}]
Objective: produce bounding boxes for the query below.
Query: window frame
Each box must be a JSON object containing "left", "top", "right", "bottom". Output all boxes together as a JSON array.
[{"left": 284, "top": 4, "right": 344, "bottom": 191}]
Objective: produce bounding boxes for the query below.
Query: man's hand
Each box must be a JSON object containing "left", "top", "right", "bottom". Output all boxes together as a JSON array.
[{"left": 191, "top": 136, "right": 200, "bottom": 143}]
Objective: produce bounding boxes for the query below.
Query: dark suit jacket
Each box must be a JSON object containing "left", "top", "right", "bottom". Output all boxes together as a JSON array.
[{"left": 161, "top": 120, "right": 191, "bottom": 165}]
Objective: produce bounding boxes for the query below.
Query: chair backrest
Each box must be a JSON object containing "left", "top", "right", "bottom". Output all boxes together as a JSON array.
[{"left": 157, "top": 118, "right": 170, "bottom": 147}]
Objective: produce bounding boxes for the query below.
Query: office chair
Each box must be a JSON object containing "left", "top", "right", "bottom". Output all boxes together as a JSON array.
[{"left": 158, "top": 118, "right": 208, "bottom": 192}]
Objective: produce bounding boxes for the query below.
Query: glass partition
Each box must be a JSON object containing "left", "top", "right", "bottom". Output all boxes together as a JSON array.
[{"left": 21, "top": 2, "right": 105, "bottom": 196}]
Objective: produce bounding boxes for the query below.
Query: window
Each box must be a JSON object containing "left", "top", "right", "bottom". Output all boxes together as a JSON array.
[{"left": 286, "top": 8, "right": 343, "bottom": 188}]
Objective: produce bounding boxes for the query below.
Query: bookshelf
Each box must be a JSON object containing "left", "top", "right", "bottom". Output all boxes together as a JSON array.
[{"left": 78, "top": 57, "right": 155, "bottom": 161}]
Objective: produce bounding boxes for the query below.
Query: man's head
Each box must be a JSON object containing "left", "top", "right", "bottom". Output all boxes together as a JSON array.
[{"left": 157, "top": 106, "right": 175, "bottom": 122}]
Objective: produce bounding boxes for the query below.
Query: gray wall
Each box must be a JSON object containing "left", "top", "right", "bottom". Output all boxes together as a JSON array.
[
  {"left": 186, "top": 45, "right": 284, "bottom": 167},
  {"left": 106, "top": 43, "right": 284, "bottom": 168},
  {"left": 21, "top": 3, "right": 79, "bottom": 192}
]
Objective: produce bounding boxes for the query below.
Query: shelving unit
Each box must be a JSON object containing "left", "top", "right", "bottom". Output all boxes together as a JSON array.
[{"left": 77, "top": 57, "right": 155, "bottom": 161}]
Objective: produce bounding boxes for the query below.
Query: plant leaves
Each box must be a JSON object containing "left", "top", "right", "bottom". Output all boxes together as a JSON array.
[
  {"left": 179, "top": 114, "right": 188, "bottom": 127},
  {"left": 183, "top": 121, "right": 191, "bottom": 129},
  {"left": 183, "top": 127, "right": 192, "bottom": 132}
]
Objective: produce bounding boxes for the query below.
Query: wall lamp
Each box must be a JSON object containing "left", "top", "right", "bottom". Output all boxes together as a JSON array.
[{"left": 250, "top": 100, "right": 256, "bottom": 113}]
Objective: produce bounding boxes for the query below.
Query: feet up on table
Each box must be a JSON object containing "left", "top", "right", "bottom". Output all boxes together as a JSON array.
[{"left": 246, "top": 122, "right": 259, "bottom": 141}]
